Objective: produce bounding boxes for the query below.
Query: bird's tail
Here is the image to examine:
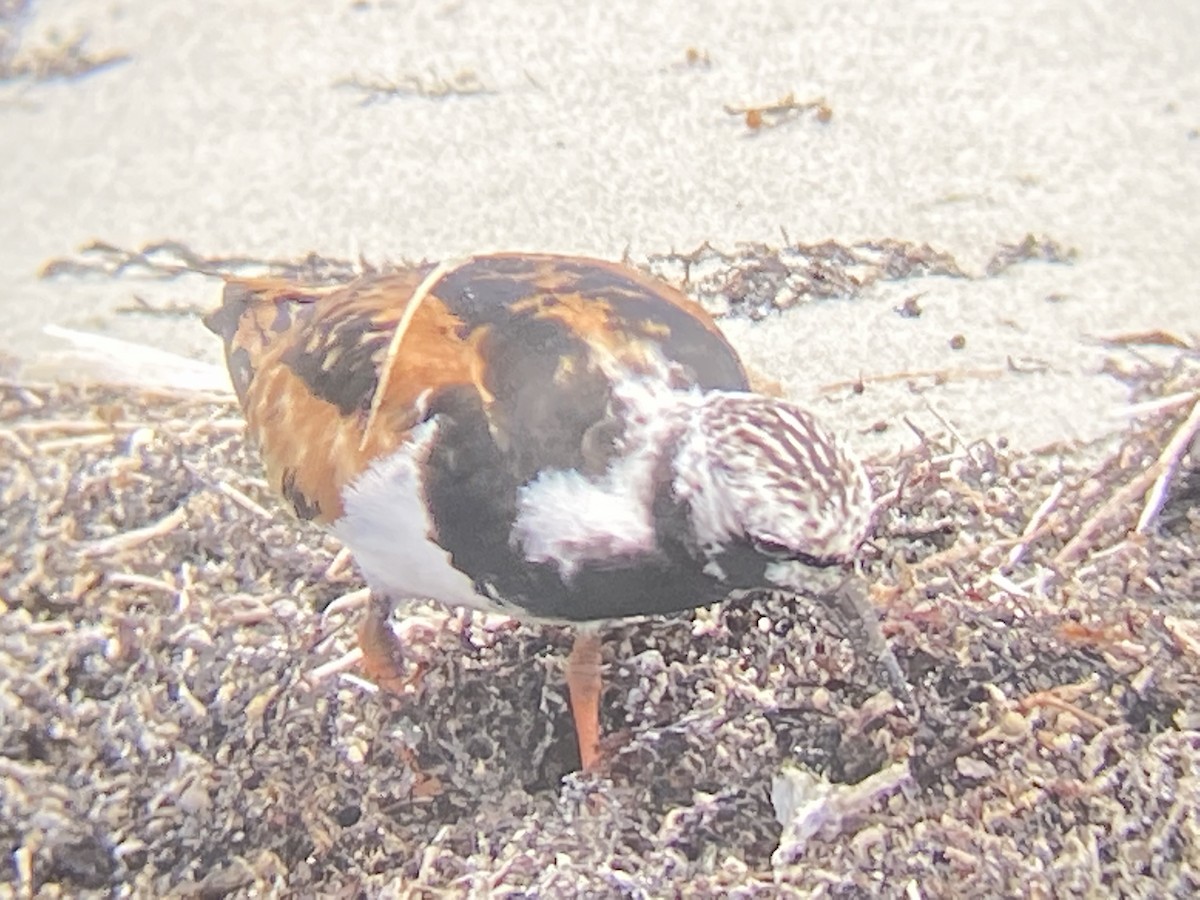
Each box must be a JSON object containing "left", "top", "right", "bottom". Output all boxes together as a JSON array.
[{"left": 202, "top": 278, "right": 327, "bottom": 405}]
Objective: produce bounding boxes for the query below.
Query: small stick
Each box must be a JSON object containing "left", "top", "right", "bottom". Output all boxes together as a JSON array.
[
  {"left": 986, "top": 571, "right": 1031, "bottom": 599},
  {"left": 1056, "top": 395, "right": 1200, "bottom": 564},
  {"left": 25, "top": 620, "right": 73, "bottom": 636},
  {"left": 307, "top": 646, "right": 365, "bottom": 684},
  {"left": 0, "top": 429, "right": 35, "bottom": 456},
  {"left": 1136, "top": 396, "right": 1200, "bottom": 534},
  {"left": 1005, "top": 481, "right": 1064, "bottom": 568},
  {"left": 1164, "top": 615, "right": 1200, "bottom": 658},
  {"left": 13, "top": 418, "right": 116, "bottom": 435},
  {"left": 723, "top": 93, "right": 832, "bottom": 131},
  {"left": 363, "top": 258, "right": 459, "bottom": 450},
  {"left": 106, "top": 572, "right": 178, "bottom": 595},
  {"left": 15, "top": 417, "right": 198, "bottom": 436},
  {"left": 912, "top": 536, "right": 990, "bottom": 573},
  {"left": 323, "top": 547, "right": 355, "bottom": 579},
  {"left": 922, "top": 400, "right": 968, "bottom": 450},
  {"left": 1121, "top": 390, "right": 1199, "bottom": 419},
  {"left": 220, "top": 603, "right": 275, "bottom": 626},
  {"left": 215, "top": 480, "right": 274, "bottom": 520},
  {"left": 182, "top": 417, "right": 249, "bottom": 438},
  {"left": 1054, "top": 470, "right": 1156, "bottom": 567},
  {"left": 77, "top": 506, "right": 188, "bottom": 558},
  {"left": 902, "top": 416, "right": 932, "bottom": 447},
  {"left": 824, "top": 579, "right": 915, "bottom": 713},
  {"left": 0, "top": 377, "right": 53, "bottom": 396},
  {"left": 321, "top": 587, "right": 371, "bottom": 620},
  {"left": 1018, "top": 690, "right": 1109, "bottom": 731},
  {"left": 177, "top": 561, "right": 195, "bottom": 614},
  {"left": 37, "top": 433, "right": 117, "bottom": 452}
]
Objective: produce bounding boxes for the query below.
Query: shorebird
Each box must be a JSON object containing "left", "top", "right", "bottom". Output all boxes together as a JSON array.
[{"left": 204, "top": 253, "right": 907, "bottom": 771}]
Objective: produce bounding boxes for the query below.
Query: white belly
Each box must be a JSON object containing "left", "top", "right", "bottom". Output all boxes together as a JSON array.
[{"left": 331, "top": 421, "right": 485, "bottom": 610}]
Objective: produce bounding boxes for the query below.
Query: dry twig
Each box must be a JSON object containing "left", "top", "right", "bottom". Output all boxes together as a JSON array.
[
  {"left": 106, "top": 571, "right": 178, "bottom": 596},
  {"left": 820, "top": 366, "right": 1009, "bottom": 394},
  {"left": 1005, "top": 482, "right": 1064, "bottom": 569},
  {"left": 724, "top": 92, "right": 832, "bottom": 132},
  {"left": 1136, "top": 396, "right": 1200, "bottom": 534},
  {"left": 76, "top": 505, "right": 188, "bottom": 559},
  {"left": 335, "top": 69, "right": 492, "bottom": 104},
  {"left": 1056, "top": 396, "right": 1200, "bottom": 565},
  {"left": 214, "top": 481, "right": 273, "bottom": 521},
  {"left": 1018, "top": 689, "right": 1109, "bottom": 731}
]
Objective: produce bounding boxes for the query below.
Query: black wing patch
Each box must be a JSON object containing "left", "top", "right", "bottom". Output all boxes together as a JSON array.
[
  {"left": 436, "top": 256, "right": 544, "bottom": 333},
  {"left": 280, "top": 313, "right": 390, "bottom": 416},
  {"left": 476, "top": 316, "right": 614, "bottom": 482},
  {"left": 281, "top": 467, "right": 323, "bottom": 521},
  {"left": 553, "top": 257, "right": 748, "bottom": 390},
  {"left": 603, "top": 290, "right": 748, "bottom": 391}
]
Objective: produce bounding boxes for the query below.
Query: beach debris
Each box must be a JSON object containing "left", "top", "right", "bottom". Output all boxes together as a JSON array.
[
  {"left": 724, "top": 92, "right": 832, "bottom": 132},
  {"left": 985, "top": 234, "right": 1078, "bottom": 276},
  {"left": 334, "top": 68, "right": 492, "bottom": 105}
]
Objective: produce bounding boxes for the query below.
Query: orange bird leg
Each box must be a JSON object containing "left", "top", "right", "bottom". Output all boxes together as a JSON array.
[
  {"left": 566, "top": 629, "right": 604, "bottom": 772},
  {"left": 355, "top": 593, "right": 428, "bottom": 695}
]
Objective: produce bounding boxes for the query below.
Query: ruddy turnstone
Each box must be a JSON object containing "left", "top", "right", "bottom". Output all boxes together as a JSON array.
[{"left": 204, "top": 253, "right": 907, "bottom": 771}]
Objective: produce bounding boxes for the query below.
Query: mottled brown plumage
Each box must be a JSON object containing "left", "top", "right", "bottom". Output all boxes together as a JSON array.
[{"left": 205, "top": 254, "right": 746, "bottom": 526}]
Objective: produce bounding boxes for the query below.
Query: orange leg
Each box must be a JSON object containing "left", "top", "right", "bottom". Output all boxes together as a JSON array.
[
  {"left": 355, "top": 593, "right": 432, "bottom": 695},
  {"left": 566, "top": 630, "right": 604, "bottom": 772}
]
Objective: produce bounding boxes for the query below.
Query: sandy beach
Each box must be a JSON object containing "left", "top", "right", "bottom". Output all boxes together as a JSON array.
[
  {"left": 2, "top": 1, "right": 1198, "bottom": 896},
  {"left": 3, "top": 0, "right": 1198, "bottom": 451}
]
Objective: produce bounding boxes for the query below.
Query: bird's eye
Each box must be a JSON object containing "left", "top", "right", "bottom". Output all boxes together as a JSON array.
[
  {"left": 753, "top": 538, "right": 793, "bottom": 558},
  {"left": 752, "top": 538, "right": 841, "bottom": 568}
]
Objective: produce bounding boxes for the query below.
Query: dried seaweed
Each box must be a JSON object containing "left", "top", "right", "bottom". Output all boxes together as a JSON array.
[
  {"left": 39, "top": 240, "right": 401, "bottom": 285},
  {"left": 41, "top": 236, "right": 1076, "bottom": 327},
  {"left": 1, "top": 360, "right": 1197, "bottom": 896},
  {"left": 644, "top": 239, "right": 969, "bottom": 320},
  {"left": 334, "top": 69, "right": 493, "bottom": 105},
  {"left": 985, "top": 234, "right": 1078, "bottom": 277},
  {"left": 0, "top": 18, "right": 127, "bottom": 84}
]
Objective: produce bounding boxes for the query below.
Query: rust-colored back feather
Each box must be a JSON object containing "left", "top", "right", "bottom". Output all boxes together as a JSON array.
[
  {"left": 205, "top": 254, "right": 749, "bottom": 525},
  {"left": 205, "top": 270, "right": 476, "bottom": 523}
]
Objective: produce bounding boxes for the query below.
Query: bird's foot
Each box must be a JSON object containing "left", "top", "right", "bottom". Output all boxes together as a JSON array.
[
  {"left": 355, "top": 595, "right": 440, "bottom": 695},
  {"left": 308, "top": 589, "right": 439, "bottom": 694}
]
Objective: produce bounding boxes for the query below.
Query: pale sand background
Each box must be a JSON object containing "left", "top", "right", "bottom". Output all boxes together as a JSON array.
[
  {"left": 3, "top": 0, "right": 1199, "bottom": 454},
  {"left": 3, "top": 5, "right": 1200, "bottom": 894}
]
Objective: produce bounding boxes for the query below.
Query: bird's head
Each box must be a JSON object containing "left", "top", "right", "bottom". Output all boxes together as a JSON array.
[{"left": 671, "top": 392, "right": 874, "bottom": 590}]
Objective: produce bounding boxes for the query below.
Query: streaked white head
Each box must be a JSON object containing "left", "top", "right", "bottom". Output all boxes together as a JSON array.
[{"left": 672, "top": 392, "right": 874, "bottom": 577}]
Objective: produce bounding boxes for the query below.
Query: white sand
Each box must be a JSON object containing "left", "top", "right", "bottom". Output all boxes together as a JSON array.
[{"left": 3, "top": 0, "right": 1199, "bottom": 453}]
